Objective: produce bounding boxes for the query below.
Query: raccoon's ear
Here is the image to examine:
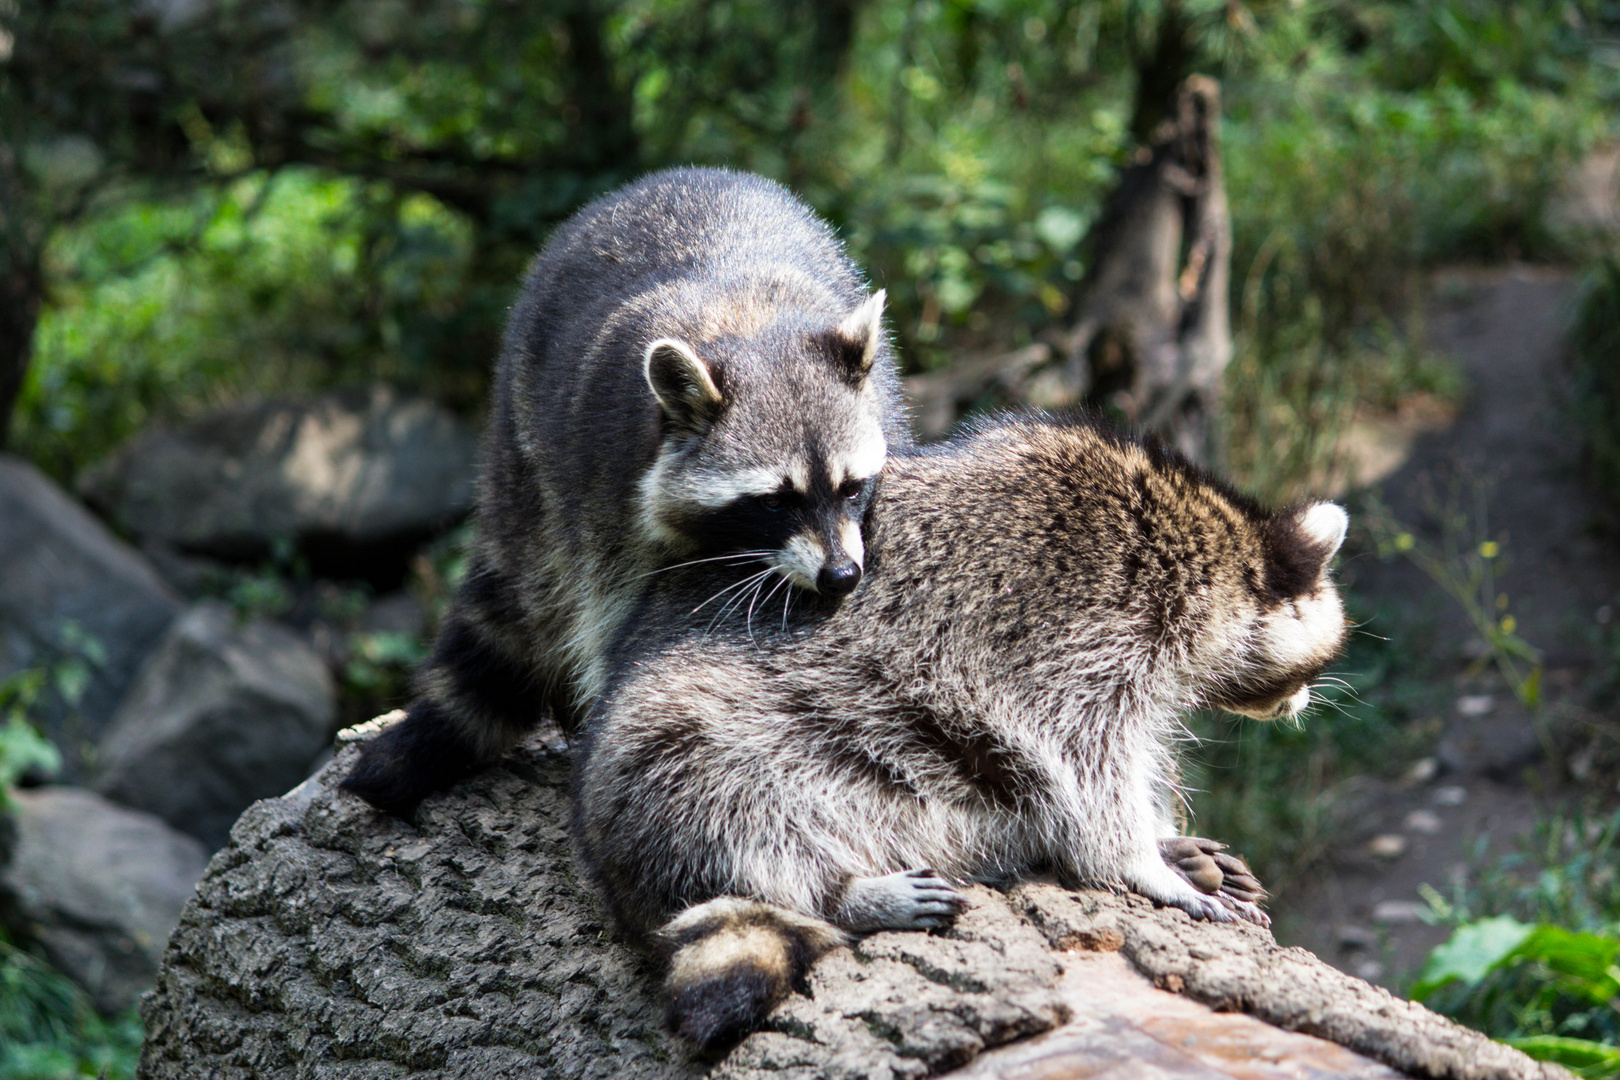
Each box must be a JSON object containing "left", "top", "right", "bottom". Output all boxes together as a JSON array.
[
  {"left": 825, "top": 289, "right": 886, "bottom": 385},
  {"left": 645, "top": 338, "right": 725, "bottom": 431},
  {"left": 1264, "top": 501, "right": 1348, "bottom": 596}
]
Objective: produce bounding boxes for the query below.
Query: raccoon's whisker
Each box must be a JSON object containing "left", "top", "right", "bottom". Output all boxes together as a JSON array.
[
  {"left": 636, "top": 551, "right": 777, "bottom": 580},
  {"left": 708, "top": 570, "right": 777, "bottom": 632},
  {"left": 746, "top": 574, "right": 791, "bottom": 643},
  {"left": 780, "top": 583, "right": 795, "bottom": 634},
  {"left": 691, "top": 568, "right": 775, "bottom": 615}
]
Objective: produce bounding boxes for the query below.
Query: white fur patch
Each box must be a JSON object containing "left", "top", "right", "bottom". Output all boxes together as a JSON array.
[
  {"left": 786, "top": 458, "right": 811, "bottom": 495},
  {"left": 775, "top": 533, "right": 825, "bottom": 590},
  {"left": 1285, "top": 685, "right": 1312, "bottom": 715},
  {"left": 831, "top": 431, "right": 886, "bottom": 489},
  {"left": 1300, "top": 502, "right": 1348, "bottom": 556},
  {"left": 837, "top": 518, "right": 865, "bottom": 570},
  {"left": 681, "top": 466, "right": 791, "bottom": 509},
  {"left": 1264, "top": 588, "right": 1345, "bottom": 668}
]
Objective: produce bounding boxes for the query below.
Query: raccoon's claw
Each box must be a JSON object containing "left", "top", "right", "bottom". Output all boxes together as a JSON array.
[
  {"left": 1163, "top": 889, "right": 1238, "bottom": 924},
  {"left": 1160, "top": 836, "right": 1269, "bottom": 909},
  {"left": 837, "top": 868, "right": 968, "bottom": 933}
]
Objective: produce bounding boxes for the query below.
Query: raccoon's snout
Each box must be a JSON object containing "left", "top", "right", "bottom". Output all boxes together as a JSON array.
[{"left": 817, "top": 561, "right": 862, "bottom": 596}]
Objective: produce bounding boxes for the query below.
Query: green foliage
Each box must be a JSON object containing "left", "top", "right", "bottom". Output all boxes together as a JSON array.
[
  {"left": 0, "top": 935, "right": 141, "bottom": 1080},
  {"left": 1364, "top": 492, "right": 1544, "bottom": 707},
  {"left": 17, "top": 169, "right": 477, "bottom": 482},
  {"left": 1409, "top": 809, "right": 1620, "bottom": 1077},
  {"left": 1571, "top": 253, "right": 1620, "bottom": 510},
  {"left": 1415, "top": 918, "right": 1620, "bottom": 1077},
  {"left": 0, "top": 624, "right": 108, "bottom": 805},
  {"left": 18, "top": 0, "right": 1611, "bottom": 492}
]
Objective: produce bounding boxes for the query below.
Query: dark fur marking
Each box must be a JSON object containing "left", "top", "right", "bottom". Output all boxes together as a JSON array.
[
  {"left": 667, "top": 964, "right": 781, "bottom": 1052},
  {"left": 901, "top": 707, "right": 1028, "bottom": 810},
  {"left": 1262, "top": 512, "right": 1334, "bottom": 601},
  {"left": 340, "top": 701, "right": 483, "bottom": 817},
  {"left": 457, "top": 559, "right": 527, "bottom": 630},
  {"left": 434, "top": 618, "right": 545, "bottom": 733}
]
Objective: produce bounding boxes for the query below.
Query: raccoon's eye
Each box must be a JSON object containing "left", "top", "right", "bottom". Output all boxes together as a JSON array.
[
  {"left": 840, "top": 478, "right": 868, "bottom": 502},
  {"left": 761, "top": 494, "right": 783, "bottom": 511}
]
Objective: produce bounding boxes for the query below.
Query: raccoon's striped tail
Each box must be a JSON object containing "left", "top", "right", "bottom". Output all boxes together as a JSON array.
[
  {"left": 341, "top": 559, "right": 548, "bottom": 817},
  {"left": 657, "top": 897, "right": 849, "bottom": 1051}
]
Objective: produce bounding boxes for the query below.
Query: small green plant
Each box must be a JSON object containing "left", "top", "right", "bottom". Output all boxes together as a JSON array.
[
  {"left": 1363, "top": 490, "right": 1543, "bottom": 707},
  {"left": 1410, "top": 809, "right": 1620, "bottom": 1078},
  {"left": 1413, "top": 916, "right": 1620, "bottom": 1078},
  {"left": 0, "top": 624, "right": 108, "bottom": 804}
]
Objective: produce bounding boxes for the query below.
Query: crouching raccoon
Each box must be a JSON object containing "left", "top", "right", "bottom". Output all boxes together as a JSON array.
[
  {"left": 343, "top": 167, "right": 910, "bottom": 816},
  {"left": 572, "top": 411, "right": 1349, "bottom": 1049}
]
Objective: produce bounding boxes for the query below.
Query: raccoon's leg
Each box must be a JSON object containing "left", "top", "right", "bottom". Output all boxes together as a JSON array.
[
  {"left": 1159, "top": 836, "right": 1270, "bottom": 927},
  {"left": 831, "top": 868, "right": 968, "bottom": 932},
  {"left": 341, "top": 559, "right": 547, "bottom": 817},
  {"left": 658, "top": 897, "right": 849, "bottom": 1052}
]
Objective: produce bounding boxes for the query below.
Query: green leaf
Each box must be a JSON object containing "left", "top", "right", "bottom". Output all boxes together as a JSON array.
[
  {"left": 0, "top": 716, "right": 62, "bottom": 796},
  {"left": 1505, "top": 1035, "right": 1620, "bottom": 1078},
  {"left": 1412, "top": 916, "right": 1533, "bottom": 999},
  {"left": 1509, "top": 925, "right": 1620, "bottom": 1004}
]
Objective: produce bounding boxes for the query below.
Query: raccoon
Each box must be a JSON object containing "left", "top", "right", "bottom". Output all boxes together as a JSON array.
[
  {"left": 572, "top": 411, "right": 1349, "bottom": 1048},
  {"left": 342, "top": 167, "right": 910, "bottom": 816}
]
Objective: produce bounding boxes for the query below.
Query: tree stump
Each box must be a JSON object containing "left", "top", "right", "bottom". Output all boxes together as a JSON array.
[
  {"left": 139, "top": 719, "right": 1569, "bottom": 1080},
  {"left": 905, "top": 74, "right": 1232, "bottom": 464}
]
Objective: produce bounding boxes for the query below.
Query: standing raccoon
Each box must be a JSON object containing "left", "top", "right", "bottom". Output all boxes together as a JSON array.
[
  {"left": 343, "top": 167, "right": 910, "bottom": 816},
  {"left": 573, "top": 411, "right": 1349, "bottom": 1048}
]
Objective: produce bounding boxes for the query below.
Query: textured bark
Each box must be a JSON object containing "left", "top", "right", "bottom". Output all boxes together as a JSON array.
[{"left": 140, "top": 720, "right": 1569, "bottom": 1080}]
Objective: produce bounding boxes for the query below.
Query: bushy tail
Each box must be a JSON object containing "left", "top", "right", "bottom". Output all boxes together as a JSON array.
[
  {"left": 657, "top": 897, "right": 849, "bottom": 1051},
  {"left": 340, "top": 558, "right": 550, "bottom": 817}
]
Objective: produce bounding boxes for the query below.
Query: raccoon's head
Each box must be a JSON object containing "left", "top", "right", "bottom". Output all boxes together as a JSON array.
[
  {"left": 637, "top": 290, "right": 890, "bottom": 597},
  {"left": 1197, "top": 502, "right": 1350, "bottom": 721}
]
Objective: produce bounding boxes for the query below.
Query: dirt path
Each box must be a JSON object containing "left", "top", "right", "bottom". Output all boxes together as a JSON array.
[{"left": 1271, "top": 265, "right": 1620, "bottom": 987}]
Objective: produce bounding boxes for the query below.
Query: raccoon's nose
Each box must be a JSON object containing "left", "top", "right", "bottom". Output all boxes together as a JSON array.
[{"left": 817, "top": 561, "right": 862, "bottom": 596}]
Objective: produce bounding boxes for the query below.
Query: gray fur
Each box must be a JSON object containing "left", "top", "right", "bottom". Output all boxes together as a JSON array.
[
  {"left": 342, "top": 167, "right": 909, "bottom": 816},
  {"left": 572, "top": 412, "right": 1348, "bottom": 1040}
]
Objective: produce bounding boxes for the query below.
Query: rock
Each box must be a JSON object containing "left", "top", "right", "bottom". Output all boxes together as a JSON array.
[
  {"left": 140, "top": 723, "right": 1571, "bottom": 1079},
  {"left": 80, "top": 385, "right": 478, "bottom": 579},
  {"left": 0, "top": 786, "right": 208, "bottom": 1014},
  {"left": 91, "top": 601, "right": 336, "bottom": 849},
  {"left": 0, "top": 455, "right": 182, "bottom": 775}
]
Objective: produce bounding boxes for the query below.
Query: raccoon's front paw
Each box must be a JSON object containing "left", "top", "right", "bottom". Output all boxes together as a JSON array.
[
  {"left": 836, "top": 868, "right": 968, "bottom": 933},
  {"left": 1159, "top": 836, "right": 1270, "bottom": 927},
  {"left": 1125, "top": 856, "right": 1243, "bottom": 924}
]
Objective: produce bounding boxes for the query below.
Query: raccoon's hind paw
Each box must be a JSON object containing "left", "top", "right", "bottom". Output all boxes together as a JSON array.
[
  {"left": 1160, "top": 836, "right": 1269, "bottom": 908},
  {"left": 338, "top": 703, "right": 481, "bottom": 818},
  {"left": 835, "top": 868, "right": 969, "bottom": 933}
]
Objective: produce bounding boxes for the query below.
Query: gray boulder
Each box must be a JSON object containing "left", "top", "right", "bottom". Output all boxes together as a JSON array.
[
  {"left": 92, "top": 601, "right": 336, "bottom": 849},
  {"left": 79, "top": 385, "right": 478, "bottom": 563},
  {"left": 0, "top": 786, "right": 209, "bottom": 1014},
  {"left": 0, "top": 455, "right": 181, "bottom": 775}
]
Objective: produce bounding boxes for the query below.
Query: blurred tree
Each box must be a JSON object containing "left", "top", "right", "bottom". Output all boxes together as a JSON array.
[{"left": 0, "top": 0, "right": 878, "bottom": 448}]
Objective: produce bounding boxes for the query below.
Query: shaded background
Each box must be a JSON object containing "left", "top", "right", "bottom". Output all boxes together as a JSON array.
[{"left": 2, "top": 2, "right": 1620, "bottom": 1076}]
